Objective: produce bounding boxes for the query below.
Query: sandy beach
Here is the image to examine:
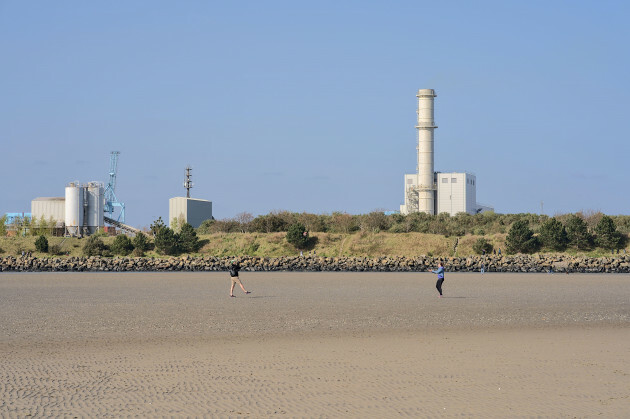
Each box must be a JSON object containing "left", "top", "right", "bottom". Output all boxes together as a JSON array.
[{"left": 1, "top": 272, "right": 629, "bottom": 417}]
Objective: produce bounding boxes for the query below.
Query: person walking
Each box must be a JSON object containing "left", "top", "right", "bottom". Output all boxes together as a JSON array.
[
  {"left": 430, "top": 262, "right": 446, "bottom": 298},
  {"left": 229, "top": 260, "right": 251, "bottom": 297}
]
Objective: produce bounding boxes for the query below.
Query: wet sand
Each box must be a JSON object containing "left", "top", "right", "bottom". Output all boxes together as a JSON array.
[{"left": 1, "top": 272, "right": 629, "bottom": 417}]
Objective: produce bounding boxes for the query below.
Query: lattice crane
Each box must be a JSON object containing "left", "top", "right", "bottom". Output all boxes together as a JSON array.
[{"left": 104, "top": 151, "right": 126, "bottom": 223}]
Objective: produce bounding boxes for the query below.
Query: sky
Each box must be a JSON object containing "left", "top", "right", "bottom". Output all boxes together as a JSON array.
[{"left": 1, "top": 1, "right": 629, "bottom": 228}]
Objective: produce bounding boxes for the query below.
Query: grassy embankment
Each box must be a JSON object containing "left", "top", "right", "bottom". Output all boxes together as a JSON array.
[{"left": 1, "top": 232, "right": 628, "bottom": 259}]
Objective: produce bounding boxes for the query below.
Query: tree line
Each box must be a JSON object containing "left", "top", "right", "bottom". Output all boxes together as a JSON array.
[
  {"left": 503, "top": 214, "right": 625, "bottom": 254},
  {"left": 197, "top": 210, "right": 630, "bottom": 238}
]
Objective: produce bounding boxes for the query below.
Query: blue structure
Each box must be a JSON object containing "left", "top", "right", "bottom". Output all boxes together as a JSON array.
[
  {"left": 104, "top": 151, "right": 126, "bottom": 223},
  {"left": 4, "top": 212, "right": 31, "bottom": 224}
]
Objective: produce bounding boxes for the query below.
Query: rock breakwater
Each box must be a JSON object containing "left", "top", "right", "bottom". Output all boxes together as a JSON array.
[{"left": 2, "top": 254, "right": 630, "bottom": 273}]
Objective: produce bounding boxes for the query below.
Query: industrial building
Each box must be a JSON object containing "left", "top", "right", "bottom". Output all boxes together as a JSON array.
[
  {"left": 169, "top": 197, "right": 213, "bottom": 229},
  {"left": 29, "top": 182, "right": 106, "bottom": 236},
  {"left": 400, "top": 89, "right": 493, "bottom": 215},
  {"left": 168, "top": 166, "right": 213, "bottom": 229},
  {"left": 17, "top": 152, "right": 137, "bottom": 237},
  {"left": 31, "top": 197, "right": 65, "bottom": 227}
]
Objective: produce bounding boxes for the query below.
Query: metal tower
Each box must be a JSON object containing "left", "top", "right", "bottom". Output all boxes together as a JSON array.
[
  {"left": 184, "top": 166, "right": 193, "bottom": 198},
  {"left": 104, "top": 151, "right": 126, "bottom": 222}
]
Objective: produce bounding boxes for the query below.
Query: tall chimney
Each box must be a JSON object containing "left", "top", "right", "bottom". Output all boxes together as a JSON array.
[{"left": 416, "top": 89, "right": 437, "bottom": 215}]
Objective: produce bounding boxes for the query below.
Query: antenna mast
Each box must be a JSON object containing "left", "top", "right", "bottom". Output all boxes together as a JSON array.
[{"left": 184, "top": 166, "right": 193, "bottom": 198}]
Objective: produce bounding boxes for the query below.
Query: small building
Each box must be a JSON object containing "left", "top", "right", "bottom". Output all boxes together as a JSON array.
[
  {"left": 436, "top": 172, "right": 477, "bottom": 215},
  {"left": 169, "top": 197, "right": 213, "bottom": 229}
]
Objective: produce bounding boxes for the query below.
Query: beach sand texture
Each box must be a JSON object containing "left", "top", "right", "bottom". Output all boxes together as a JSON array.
[{"left": 1, "top": 272, "right": 629, "bottom": 417}]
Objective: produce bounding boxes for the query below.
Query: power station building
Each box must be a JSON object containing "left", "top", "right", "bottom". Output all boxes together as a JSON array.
[{"left": 400, "top": 89, "right": 493, "bottom": 216}]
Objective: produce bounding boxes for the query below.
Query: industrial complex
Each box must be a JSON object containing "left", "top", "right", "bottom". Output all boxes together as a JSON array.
[
  {"left": 4, "top": 89, "right": 490, "bottom": 235},
  {"left": 400, "top": 89, "right": 492, "bottom": 215},
  {"left": 4, "top": 155, "right": 214, "bottom": 236}
]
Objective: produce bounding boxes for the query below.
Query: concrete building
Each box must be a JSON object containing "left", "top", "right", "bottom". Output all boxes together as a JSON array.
[
  {"left": 436, "top": 172, "right": 477, "bottom": 215},
  {"left": 169, "top": 197, "right": 213, "bottom": 229},
  {"left": 31, "top": 197, "right": 65, "bottom": 227},
  {"left": 400, "top": 89, "right": 493, "bottom": 216}
]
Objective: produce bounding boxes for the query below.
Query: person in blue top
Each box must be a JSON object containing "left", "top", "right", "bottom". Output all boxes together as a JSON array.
[{"left": 430, "top": 262, "right": 445, "bottom": 298}]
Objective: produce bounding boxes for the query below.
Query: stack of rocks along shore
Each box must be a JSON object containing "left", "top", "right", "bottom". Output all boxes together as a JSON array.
[{"left": 2, "top": 254, "right": 630, "bottom": 273}]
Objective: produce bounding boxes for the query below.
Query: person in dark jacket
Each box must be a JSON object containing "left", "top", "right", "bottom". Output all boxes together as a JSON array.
[
  {"left": 229, "top": 260, "right": 251, "bottom": 297},
  {"left": 430, "top": 262, "right": 445, "bottom": 297}
]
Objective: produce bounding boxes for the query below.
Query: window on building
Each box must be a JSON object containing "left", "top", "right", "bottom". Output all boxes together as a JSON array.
[
  {"left": 451, "top": 178, "right": 457, "bottom": 183},
  {"left": 407, "top": 179, "right": 413, "bottom": 184},
  {"left": 442, "top": 178, "right": 448, "bottom": 183}
]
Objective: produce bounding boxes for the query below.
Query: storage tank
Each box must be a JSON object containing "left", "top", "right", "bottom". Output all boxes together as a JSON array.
[
  {"left": 64, "top": 182, "right": 84, "bottom": 236},
  {"left": 86, "top": 182, "right": 104, "bottom": 234}
]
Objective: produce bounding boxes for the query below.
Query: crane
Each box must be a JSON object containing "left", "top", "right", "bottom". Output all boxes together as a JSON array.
[{"left": 104, "top": 151, "right": 126, "bottom": 223}]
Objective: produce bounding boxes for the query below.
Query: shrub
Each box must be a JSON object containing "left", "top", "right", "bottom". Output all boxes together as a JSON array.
[
  {"left": 111, "top": 234, "right": 134, "bottom": 256},
  {"left": 595, "top": 215, "right": 622, "bottom": 250},
  {"left": 565, "top": 215, "right": 592, "bottom": 250},
  {"left": 472, "top": 238, "right": 493, "bottom": 255},
  {"left": 35, "top": 235, "right": 49, "bottom": 253},
  {"left": 150, "top": 217, "right": 167, "bottom": 236},
  {"left": 154, "top": 226, "right": 179, "bottom": 255},
  {"left": 505, "top": 220, "right": 539, "bottom": 254},
  {"left": 538, "top": 218, "right": 568, "bottom": 251},
  {"left": 49, "top": 244, "right": 63, "bottom": 256},
  {"left": 286, "top": 223, "right": 310, "bottom": 249},
  {"left": 178, "top": 223, "right": 201, "bottom": 253},
  {"left": 83, "top": 236, "right": 107, "bottom": 256},
  {"left": 132, "top": 232, "right": 150, "bottom": 252},
  {"left": 360, "top": 211, "right": 391, "bottom": 233},
  {"left": 132, "top": 247, "right": 145, "bottom": 257}
]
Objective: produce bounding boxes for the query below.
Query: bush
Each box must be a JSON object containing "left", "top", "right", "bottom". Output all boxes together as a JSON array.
[
  {"left": 360, "top": 211, "right": 391, "bottom": 233},
  {"left": 35, "top": 235, "right": 49, "bottom": 253},
  {"left": 111, "top": 234, "right": 134, "bottom": 256},
  {"left": 83, "top": 236, "right": 107, "bottom": 256},
  {"left": 178, "top": 223, "right": 201, "bottom": 253},
  {"left": 286, "top": 223, "right": 310, "bottom": 249},
  {"left": 132, "top": 247, "right": 145, "bottom": 257},
  {"left": 505, "top": 220, "right": 539, "bottom": 254},
  {"left": 595, "top": 215, "right": 622, "bottom": 250},
  {"left": 154, "top": 226, "right": 179, "bottom": 255},
  {"left": 565, "top": 215, "right": 592, "bottom": 250},
  {"left": 538, "top": 218, "right": 568, "bottom": 251},
  {"left": 472, "top": 238, "right": 493, "bottom": 255},
  {"left": 49, "top": 244, "right": 63, "bottom": 256},
  {"left": 132, "top": 232, "right": 150, "bottom": 252}
]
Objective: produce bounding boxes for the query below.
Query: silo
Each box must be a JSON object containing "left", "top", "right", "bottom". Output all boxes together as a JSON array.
[
  {"left": 416, "top": 89, "right": 437, "bottom": 215},
  {"left": 86, "top": 182, "right": 104, "bottom": 234},
  {"left": 64, "top": 182, "right": 84, "bottom": 236}
]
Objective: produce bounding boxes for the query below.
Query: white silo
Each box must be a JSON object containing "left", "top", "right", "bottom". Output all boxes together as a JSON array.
[
  {"left": 416, "top": 89, "right": 437, "bottom": 215},
  {"left": 65, "top": 182, "right": 84, "bottom": 236},
  {"left": 86, "top": 182, "right": 104, "bottom": 234}
]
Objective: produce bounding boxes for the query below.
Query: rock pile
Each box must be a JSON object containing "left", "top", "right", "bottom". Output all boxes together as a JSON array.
[{"left": 2, "top": 254, "right": 630, "bottom": 273}]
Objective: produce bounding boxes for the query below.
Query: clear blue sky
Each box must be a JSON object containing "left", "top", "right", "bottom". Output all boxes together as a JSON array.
[{"left": 2, "top": 1, "right": 629, "bottom": 228}]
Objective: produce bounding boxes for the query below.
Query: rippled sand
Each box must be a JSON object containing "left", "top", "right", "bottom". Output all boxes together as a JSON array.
[{"left": 1, "top": 272, "right": 629, "bottom": 417}]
